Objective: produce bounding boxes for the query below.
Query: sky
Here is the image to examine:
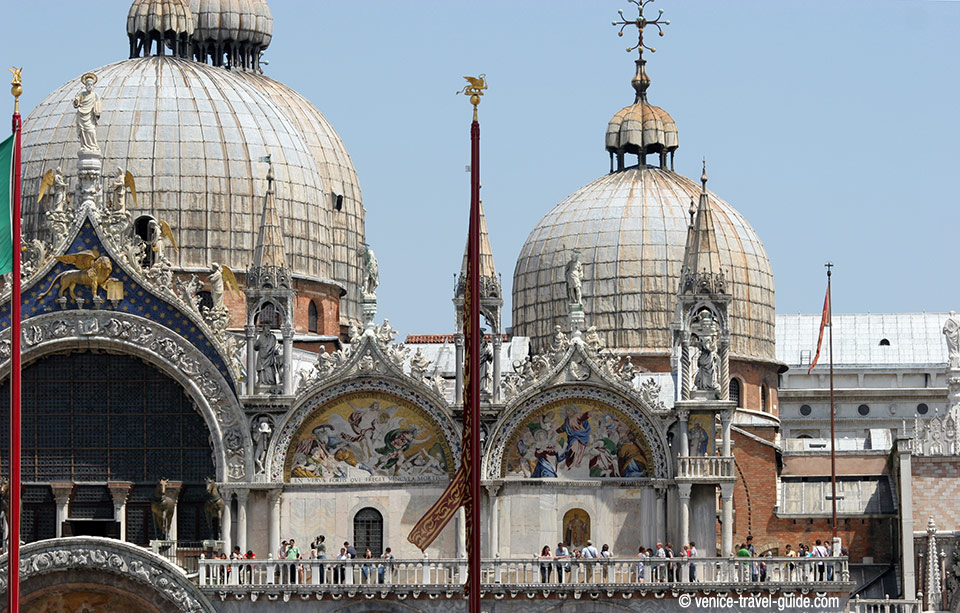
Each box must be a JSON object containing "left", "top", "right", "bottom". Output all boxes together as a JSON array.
[{"left": 4, "top": 1, "right": 959, "bottom": 340}]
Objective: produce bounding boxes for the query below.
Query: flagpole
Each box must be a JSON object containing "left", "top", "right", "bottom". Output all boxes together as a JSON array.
[
  {"left": 826, "top": 262, "right": 837, "bottom": 542},
  {"left": 8, "top": 68, "right": 23, "bottom": 612},
  {"left": 467, "top": 90, "right": 482, "bottom": 613}
]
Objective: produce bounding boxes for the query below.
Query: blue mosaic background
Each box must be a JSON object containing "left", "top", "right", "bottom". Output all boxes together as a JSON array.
[{"left": 0, "top": 218, "right": 237, "bottom": 393}]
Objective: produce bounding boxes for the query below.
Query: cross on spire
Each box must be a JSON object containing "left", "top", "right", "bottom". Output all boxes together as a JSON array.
[{"left": 612, "top": 0, "right": 670, "bottom": 58}]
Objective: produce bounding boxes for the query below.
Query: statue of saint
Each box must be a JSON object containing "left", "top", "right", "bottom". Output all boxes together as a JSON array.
[
  {"left": 945, "top": 311, "right": 960, "bottom": 368},
  {"left": 358, "top": 244, "right": 379, "bottom": 297},
  {"left": 72, "top": 73, "right": 101, "bottom": 152},
  {"left": 254, "top": 418, "right": 273, "bottom": 474},
  {"left": 50, "top": 167, "right": 68, "bottom": 213},
  {"left": 479, "top": 333, "right": 494, "bottom": 395},
  {"left": 409, "top": 348, "right": 431, "bottom": 380},
  {"left": 254, "top": 323, "right": 280, "bottom": 386},
  {"left": 693, "top": 311, "right": 719, "bottom": 392},
  {"left": 565, "top": 251, "right": 583, "bottom": 306}
]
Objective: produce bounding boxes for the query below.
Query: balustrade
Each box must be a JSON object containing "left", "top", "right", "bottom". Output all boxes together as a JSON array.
[{"left": 677, "top": 455, "right": 735, "bottom": 479}]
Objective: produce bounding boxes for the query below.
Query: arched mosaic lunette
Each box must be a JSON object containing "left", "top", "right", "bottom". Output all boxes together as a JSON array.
[
  {"left": 484, "top": 384, "right": 670, "bottom": 481},
  {"left": 270, "top": 377, "right": 462, "bottom": 483},
  {"left": 0, "top": 310, "right": 252, "bottom": 481}
]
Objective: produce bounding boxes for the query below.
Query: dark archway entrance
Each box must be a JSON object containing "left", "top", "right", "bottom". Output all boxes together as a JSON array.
[{"left": 0, "top": 352, "right": 216, "bottom": 545}]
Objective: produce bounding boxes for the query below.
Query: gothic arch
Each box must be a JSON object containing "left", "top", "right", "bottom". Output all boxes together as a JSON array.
[
  {"left": 0, "top": 310, "right": 252, "bottom": 481},
  {"left": 269, "top": 376, "right": 461, "bottom": 483},
  {"left": 484, "top": 384, "right": 671, "bottom": 480}
]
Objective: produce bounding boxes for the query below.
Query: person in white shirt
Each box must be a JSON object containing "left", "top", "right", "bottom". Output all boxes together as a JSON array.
[
  {"left": 581, "top": 540, "right": 599, "bottom": 582},
  {"left": 554, "top": 542, "right": 570, "bottom": 583},
  {"left": 599, "top": 543, "right": 613, "bottom": 582},
  {"left": 687, "top": 542, "right": 698, "bottom": 582}
]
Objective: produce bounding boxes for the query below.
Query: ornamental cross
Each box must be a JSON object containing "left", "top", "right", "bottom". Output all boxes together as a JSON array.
[{"left": 612, "top": 0, "right": 670, "bottom": 57}]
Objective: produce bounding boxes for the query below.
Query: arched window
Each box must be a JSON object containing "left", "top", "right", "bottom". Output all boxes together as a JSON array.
[
  {"left": 729, "top": 378, "right": 741, "bottom": 407},
  {"left": 308, "top": 300, "right": 319, "bottom": 333},
  {"left": 354, "top": 508, "right": 383, "bottom": 557},
  {"left": 760, "top": 384, "right": 768, "bottom": 412}
]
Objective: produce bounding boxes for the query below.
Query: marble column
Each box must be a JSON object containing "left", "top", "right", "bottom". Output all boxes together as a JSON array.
[
  {"left": 268, "top": 488, "right": 282, "bottom": 558},
  {"left": 166, "top": 481, "right": 183, "bottom": 541},
  {"left": 245, "top": 324, "right": 256, "bottom": 395},
  {"left": 720, "top": 483, "right": 734, "bottom": 557},
  {"left": 456, "top": 507, "right": 466, "bottom": 558},
  {"left": 107, "top": 482, "right": 133, "bottom": 542},
  {"left": 678, "top": 483, "right": 691, "bottom": 551},
  {"left": 221, "top": 489, "right": 233, "bottom": 554},
  {"left": 492, "top": 336, "right": 502, "bottom": 403},
  {"left": 486, "top": 485, "right": 501, "bottom": 557},
  {"left": 50, "top": 482, "right": 74, "bottom": 539},
  {"left": 235, "top": 488, "right": 250, "bottom": 555},
  {"left": 454, "top": 334, "right": 464, "bottom": 404},
  {"left": 654, "top": 486, "right": 666, "bottom": 545},
  {"left": 721, "top": 410, "right": 732, "bottom": 457},
  {"left": 281, "top": 325, "right": 294, "bottom": 395},
  {"left": 678, "top": 410, "right": 689, "bottom": 458}
]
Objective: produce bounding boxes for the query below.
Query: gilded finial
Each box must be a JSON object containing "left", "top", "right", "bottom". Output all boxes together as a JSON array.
[
  {"left": 701, "top": 159, "right": 708, "bottom": 189},
  {"left": 10, "top": 67, "right": 22, "bottom": 114},
  {"left": 458, "top": 74, "right": 487, "bottom": 121},
  {"left": 612, "top": 0, "right": 669, "bottom": 57}
]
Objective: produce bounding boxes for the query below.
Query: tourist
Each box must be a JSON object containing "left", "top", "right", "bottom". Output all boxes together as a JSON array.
[
  {"left": 785, "top": 543, "right": 797, "bottom": 581},
  {"left": 539, "top": 545, "right": 553, "bottom": 583},
  {"left": 379, "top": 547, "right": 394, "bottom": 584},
  {"left": 599, "top": 543, "right": 612, "bottom": 582},
  {"left": 286, "top": 538, "right": 303, "bottom": 583},
  {"left": 759, "top": 551, "right": 770, "bottom": 582},
  {"left": 635, "top": 546, "right": 646, "bottom": 583},
  {"left": 313, "top": 535, "right": 327, "bottom": 584},
  {"left": 736, "top": 543, "right": 751, "bottom": 582},
  {"left": 244, "top": 550, "right": 256, "bottom": 584},
  {"left": 746, "top": 536, "right": 757, "bottom": 581},
  {"left": 361, "top": 548, "right": 374, "bottom": 582},
  {"left": 665, "top": 542, "right": 676, "bottom": 582},
  {"left": 344, "top": 541, "right": 358, "bottom": 559},
  {"left": 655, "top": 542, "right": 666, "bottom": 582},
  {"left": 554, "top": 542, "right": 569, "bottom": 583},
  {"left": 812, "top": 539, "right": 829, "bottom": 581},
  {"left": 335, "top": 547, "right": 348, "bottom": 584},
  {"left": 687, "top": 542, "right": 698, "bottom": 582},
  {"left": 230, "top": 545, "right": 242, "bottom": 560}
]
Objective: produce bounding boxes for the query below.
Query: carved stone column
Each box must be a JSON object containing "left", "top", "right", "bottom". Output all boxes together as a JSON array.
[
  {"left": 454, "top": 333, "right": 465, "bottom": 405},
  {"left": 281, "top": 324, "right": 294, "bottom": 395},
  {"left": 245, "top": 324, "right": 256, "bottom": 395},
  {"left": 268, "top": 488, "right": 282, "bottom": 558},
  {"left": 220, "top": 488, "right": 233, "bottom": 554},
  {"left": 486, "top": 484, "right": 502, "bottom": 557},
  {"left": 720, "top": 483, "right": 734, "bottom": 557},
  {"left": 896, "top": 436, "right": 916, "bottom": 600},
  {"left": 456, "top": 507, "right": 466, "bottom": 559},
  {"left": 720, "top": 410, "right": 733, "bottom": 457},
  {"left": 654, "top": 485, "right": 666, "bottom": 545},
  {"left": 678, "top": 410, "right": 689, "bottom": 458},
  {"left": 719, "top": 335, "right": 730, "bottom": 401},
  {"left": 235, "top": 488, "right": 249, "bottom": 555},
  {"left": 678, "top": 483, "right": 691, "bottom": 552},
  {"left": 107, "top": 482, "right": 133, "bottom": 542},
  {"left": 50, "top": 482, "right": 74, "bottom": 539},
  {"left": 492, "top": 336, "right": 502, "bottom": 403}
]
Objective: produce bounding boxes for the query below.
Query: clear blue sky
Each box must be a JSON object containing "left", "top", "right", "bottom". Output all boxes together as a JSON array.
[{"left": 5, "top": 1, "right": 959, "bottom": 340}]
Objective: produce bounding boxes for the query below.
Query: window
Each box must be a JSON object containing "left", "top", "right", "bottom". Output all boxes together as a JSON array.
[
  {"left": 729, "top": 378, "right": 741, "bottom": 407},
  {"left": 858, "top": 404, "right": 870, "bottom": 416},
  {"left": 917, "top": 403, "right": 929, "bottom": 415},
  {"left": 760, "top": 384, "right": 768, "bottom": 412},
  {"left": 800, "top": 404, "right": 812, "bottom": 416},
  {"left": 878, "top": 338, "right": 890, "bottom": 346},
  {"left": 308, "top": 300, "right": 319, "bottom": 334},
  {"left": 354, "top": 508, "right": 383, "bottom": 557}
]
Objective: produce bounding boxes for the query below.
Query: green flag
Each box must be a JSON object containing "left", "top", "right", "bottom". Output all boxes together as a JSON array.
[{"left": 0, "top": 134, "right": 13, "bottom": 275}]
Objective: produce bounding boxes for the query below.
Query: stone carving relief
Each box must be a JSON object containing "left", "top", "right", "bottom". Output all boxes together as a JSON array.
[{"left": 945, "top": 311, "right": 960, "bottom": 370}]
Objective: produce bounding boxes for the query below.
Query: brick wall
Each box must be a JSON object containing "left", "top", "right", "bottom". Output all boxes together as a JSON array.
[
  {"left": 912, "top": 456, "right": 960, "bottom": 531},
  {"left": 729, "top": 427, "right": 895, "bottom": 563}
]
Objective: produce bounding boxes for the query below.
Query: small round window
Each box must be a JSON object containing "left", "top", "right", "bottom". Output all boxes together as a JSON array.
[
  {"left": 800, "top": 405, "right": 812, "bottom": 416},
  {"left": 917, "top": 403, "right": 929, "bottom": 415},
  {"left": 858, "top": 404, "right": 870, "bottom": 416}
]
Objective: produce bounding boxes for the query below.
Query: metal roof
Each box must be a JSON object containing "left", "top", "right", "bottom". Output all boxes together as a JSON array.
[{"left": 775, "top": 313, "right": 949, "bottom": 368}]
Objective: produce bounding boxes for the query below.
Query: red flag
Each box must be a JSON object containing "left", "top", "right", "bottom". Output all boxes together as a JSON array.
[{"left": 808, "top": 285, "right": 830, "bottom": 373}]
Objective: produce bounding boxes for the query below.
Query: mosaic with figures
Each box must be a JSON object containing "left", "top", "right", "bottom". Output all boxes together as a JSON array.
[
  {"left": 284, "top": 392, "right": 454, "bottom": 482},
  {"left": 502, "top": 398, "right": 655, "bottom": 479}
]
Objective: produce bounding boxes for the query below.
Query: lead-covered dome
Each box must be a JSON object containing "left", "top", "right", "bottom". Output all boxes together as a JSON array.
[
  {"left": 19, "top": 56, "right": 364, "bottom": 319},
  {"left": 512, "top": 166, "right": 775, "bottom": 361}
]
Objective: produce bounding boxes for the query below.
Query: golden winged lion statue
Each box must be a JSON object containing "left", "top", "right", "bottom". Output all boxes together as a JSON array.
[
  {"left": 38, "top": 251, "right": 114, "bottom": 301},
  {"left": 456, "top": 74, "right": 487, "bottom": 96}
]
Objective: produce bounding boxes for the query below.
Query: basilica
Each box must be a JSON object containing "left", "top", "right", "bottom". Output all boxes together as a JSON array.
[{"left": 1, "top": 1, "right": 957, "bottom": 612}]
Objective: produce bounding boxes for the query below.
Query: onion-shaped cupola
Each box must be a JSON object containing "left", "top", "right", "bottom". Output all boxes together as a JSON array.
[
  {"left": 188, "top": 0, "right": 273, "bottom": 71},
  {"left": 127, "top": 0, "right": 196, "bottom": 59},
  {"left": 606, "top": 3, "right": 677, "bottom": 172}
]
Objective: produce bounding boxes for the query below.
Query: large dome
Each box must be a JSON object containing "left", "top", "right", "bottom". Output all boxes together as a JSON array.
[
  {"left": 20, "top": 55, "right": 366, "bottom": 321},
  {"left": 512, "top": 166, "right": 775, "bottom": 361}
]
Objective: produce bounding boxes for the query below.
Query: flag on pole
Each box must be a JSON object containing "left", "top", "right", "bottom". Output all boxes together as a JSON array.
[
  {"left": 0, "top": 134, "right": 14, "bottom": 274},
  {"left": 808, "top": 285, "right": 831, "bottom": 373}
]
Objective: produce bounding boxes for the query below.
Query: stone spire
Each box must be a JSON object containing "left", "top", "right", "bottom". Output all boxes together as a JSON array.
[
  {"left": 679, "top": 163, "right": 726, "bottom": 297},
  {"left": 456, "top": 200, "right": 500, "bottom": 301},
  {"left": 248, "top": 158, "right": 290, "bottom": 289}
]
